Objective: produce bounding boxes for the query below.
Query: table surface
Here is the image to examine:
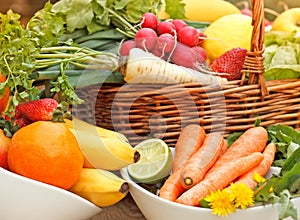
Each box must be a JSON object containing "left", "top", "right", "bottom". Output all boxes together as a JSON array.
[{"left": 88, "top": 194, "right": 146, "bottom": 220}]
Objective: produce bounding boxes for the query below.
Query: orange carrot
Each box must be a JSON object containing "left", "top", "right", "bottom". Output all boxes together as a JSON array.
[
  {"left": 208, "top": 126, "right": 268, "bottom": 173},
  {"left": 176, "top": 152, "right": 264, "bottom": 206},
  {"left": 234, "top": 142, "right": 276, "bottom": 189},
  {"left": 180, "top": 133, "right": 224, "bottom": 189},
  {"left": 159, "top": 166, "right": 187, "bottom": 202},
  {"left": 219, "top": 139, "right": 228, "bottom": 156},
  {"left": 159, "top": 124, "right": 206, "bottom": 201},
  {"left": 172, "top": 124, "right": 206, "bottom": 172}
]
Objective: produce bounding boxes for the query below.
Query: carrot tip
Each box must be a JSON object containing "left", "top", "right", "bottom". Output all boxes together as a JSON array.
[{"left": 184, "top": 177, "right": 193, "bottom": 186}]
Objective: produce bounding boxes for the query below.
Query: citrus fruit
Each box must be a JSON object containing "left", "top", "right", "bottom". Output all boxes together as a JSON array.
[
  {"left": 158, "top": 0, "right": 241, "bottom": 22},
  {"left": 0, "top": 129, "right": 10, "bottom": 169},
  {"left": 7, "top": 121, "right": 84, "bottom": 190},
  {"left": 127, "top": 138, "right": 173, "bottom": 184},
  {"left": 0, "top": 73, "right": 10, "bottom": 114},
  {"left": 202, "top": 14, "right": 253, "bottom": 62}
]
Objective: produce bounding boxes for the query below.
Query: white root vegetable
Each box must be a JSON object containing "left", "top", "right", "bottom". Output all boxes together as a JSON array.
[{"left": 124, "top": 48, "right": 227, "bottom": 84}]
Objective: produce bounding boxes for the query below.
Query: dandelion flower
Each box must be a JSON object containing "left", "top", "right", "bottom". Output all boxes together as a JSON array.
[
  {"left": 228, "top": 183, "right": 254, "bottom": 209},
  {"left": 253, "top": 172, "right": 266, "bottom": 183},
  {"left": 204, "top": 189, "right": 236, "bottom": 217}
]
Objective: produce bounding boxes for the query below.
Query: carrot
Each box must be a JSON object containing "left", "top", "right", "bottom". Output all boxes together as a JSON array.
[
  {"left": 159, "top": 124, "right": 206, "bottom": 201},
  {"left": 124, "top": 48, "right": 227, "bottom": 84},
  {"left": 176, "top": 152, "right": 264, "bottom": 206},
  {"left": 208, "top": 126, "right": 268, "bottom": 173},
  {"left": 159, "top": 166, "right": 187, "bottom": 202},
  {"left": 180, "top": 133, "right": 224, "bottom": 189},
  {"left": 219, "top": 138, "right": 228, "bottom": 156},
  {"left": 172, "top": 124, "right": 206, "bottom": 173},
  {"left": 234, "top": 142, "right": 276, "bottom": 189}
]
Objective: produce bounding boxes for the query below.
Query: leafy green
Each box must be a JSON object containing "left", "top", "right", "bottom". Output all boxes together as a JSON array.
[
  {"left": 27, "top": 2, "right": 66, "bottom": 47},
  {"left": 0, "top": 10, "right": 41, "bottom": 112},
  {"left": 164, "top": 0, "right": 186, "bottom": 19},
  {"left": 267, "top": 124, "right": 300, "bottom": 166},
  {"left": 263, "top": 31, "right": 300, "bottom": 80},
  {"left": 34, "top": 0, "right": 164, "bottom": 36},
  {"left": 277, "top": 190, "right": 298, "bottom": 220},
  {"left": 280, "top": 147, "right": 300, "bottom": 175},
  {"left": 275, "top": 161, "right": 300, "bottom": 194}
]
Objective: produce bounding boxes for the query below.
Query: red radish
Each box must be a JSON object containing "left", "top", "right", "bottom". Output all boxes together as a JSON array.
[
  {"left": 241, "top": 8, "right": 253, "bottom": 17},
  {"left": 157, "top": 21, "right": 176, "bottom": 36},
  {"left": 177, "top": 26, "right": 200, "bottom": 47},
  {"left": 157, "top": 33, "right": 176, "bottom": 53},
  {"left": 119, "top": 40, "right": 136, "bottom": 56},
  {"left": 172, "top": 19, "right": 188, "bottom": 33},
  {"left": 192, "top": 46, "right": 207, "bottom": 61},
  {"left": 135, "top": 28, "right": 158, "bottom": 51},
  {"left": 170, "top": 43, "right": 198, "bottom": 69},
  {"left": 140, "top": 12, "right": 159, "bottom": 30},
  {"left": 198, "top": 31, "right": 207, "bottom": 45},
  {"left": 150, "top": 46, "right": 168, "bottom": 60}
]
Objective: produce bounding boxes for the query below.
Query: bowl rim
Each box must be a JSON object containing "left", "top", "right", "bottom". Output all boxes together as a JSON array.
[
  {"left": 120, "top": 166, "right": 299, "bottom": 214},
  {"left": 0, "top": 167, "right": 102, "bottom": 210}
]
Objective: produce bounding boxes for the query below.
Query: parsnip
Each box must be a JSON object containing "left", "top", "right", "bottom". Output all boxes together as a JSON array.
[{"left": 124, "top": 48, "right": 227, "bottom": 84}]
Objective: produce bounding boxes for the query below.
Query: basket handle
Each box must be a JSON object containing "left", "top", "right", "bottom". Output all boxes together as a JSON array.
[{"left": 241, "top": 0, "right": 269, "bottom": 98}]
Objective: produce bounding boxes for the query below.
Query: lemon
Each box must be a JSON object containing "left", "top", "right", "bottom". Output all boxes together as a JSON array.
[
  {"left": 127, "top": 138, "right": 173, "bottom": 184},
  {"left": 202, "top": 14, "right": 253, "bottom": 63},
  {"left": 158, "top": 0, "right": 241, "bottom": 22}
]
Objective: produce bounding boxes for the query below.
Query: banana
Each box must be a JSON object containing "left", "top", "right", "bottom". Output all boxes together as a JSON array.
[
  {"left": 158, "top": 0, "right": 241, "bottom": 22},
  {"left": 69, "top": 168, "right": 129, "bottom": 207},
  {"left": 64, "top": 117, "right": 128, "bottom": 141},
  {"left": 65, "top": 118, "right": 140, "bottom": 170}
]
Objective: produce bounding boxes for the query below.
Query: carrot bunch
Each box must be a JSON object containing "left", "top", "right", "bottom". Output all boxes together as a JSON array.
[{"left": 159, "top": 125, "right": 276, "bottom": 207}]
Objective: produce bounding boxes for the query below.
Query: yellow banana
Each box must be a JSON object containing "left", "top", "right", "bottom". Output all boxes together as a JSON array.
[
  {"left": 64, "top": 117, "right": 128, "bottom": 141},
  {"left": 69, "top": 168, "right": 129, "bottom": 207},
  {"left": 65, "top": 118, "right": 140, "bottom": 170},
  {"left": 158, "top": 0, "right": 241, "bottom": 22}
]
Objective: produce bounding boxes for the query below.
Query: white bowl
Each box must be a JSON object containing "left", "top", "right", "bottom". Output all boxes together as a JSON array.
[
  {"left": 120, "top": 159, "right": 300, "bottom": 220},
  {"left": 0, "top": 167, "right": 102, "bottom": 220}
]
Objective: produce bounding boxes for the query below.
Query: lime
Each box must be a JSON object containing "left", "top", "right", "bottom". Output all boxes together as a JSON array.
[{"left": 127, "top": 138, "right": 173, "bottom": 184}]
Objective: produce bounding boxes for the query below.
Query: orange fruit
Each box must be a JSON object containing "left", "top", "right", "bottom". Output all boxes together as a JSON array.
[
  {"left": 7, "top": 121, "right": 84, "bottom": 190},
  {"left": 0, "top": 73, "right": 10, "bottom": 113},
  {"left": 0, "top": 129, "right": 10, "bottom": 169}
]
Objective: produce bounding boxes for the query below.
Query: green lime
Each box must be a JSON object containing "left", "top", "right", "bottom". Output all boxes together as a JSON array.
[{"left": 127, "top": 138, "right": 173, "bottom": 184}]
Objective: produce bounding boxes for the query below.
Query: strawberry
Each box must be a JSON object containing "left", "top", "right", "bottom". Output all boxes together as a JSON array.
[
  {"left": 15, "top": 98, "right": 59, "bottom": 122},
  {"left": 15, "top": 116, "right": 32, "bottom": 128},
  {"left": 209, "top": 47, "right": 247, "bottom": 81}
]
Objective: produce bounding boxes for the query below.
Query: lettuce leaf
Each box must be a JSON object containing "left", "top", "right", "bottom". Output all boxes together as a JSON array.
[{"left": 263, "top": 31, "right": 300, "bottom": 80}]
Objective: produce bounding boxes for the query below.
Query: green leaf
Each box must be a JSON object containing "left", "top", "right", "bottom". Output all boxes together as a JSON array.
[
  {"left": 66, "top": 0, "right": 94, "bottom": 32},
  {"left": 274, "top": 162, "right": 300, "bottom": 195},
  {"left": 164, "top": 0, "right": 186, "bottom": 19},
  {"left": 277, "top": 190, "right": 298, "bottom": 220},
  {"left": 263, "top": 31, "right": 300, "bottom": 81},
  {"left": 226, "top": 131, "right": 243, "bottom": 147}
]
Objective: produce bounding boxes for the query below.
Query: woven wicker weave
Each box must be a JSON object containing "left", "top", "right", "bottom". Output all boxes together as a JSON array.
[{"left": 71, "top": 0, "right": 300, "bottom": 147}]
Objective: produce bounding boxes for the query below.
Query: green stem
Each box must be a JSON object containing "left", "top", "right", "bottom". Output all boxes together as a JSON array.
[{"left": 106, "top": 7, "right": 138, "bottom": 34}]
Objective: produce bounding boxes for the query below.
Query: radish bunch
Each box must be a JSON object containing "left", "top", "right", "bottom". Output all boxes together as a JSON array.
[{"left": 119, "top": 13, "right": 208, "bottom": 70}]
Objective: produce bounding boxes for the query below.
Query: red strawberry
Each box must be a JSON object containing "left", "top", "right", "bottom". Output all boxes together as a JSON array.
[
  {"left": 209, "top": 47, "right": 247, "bottom": 81},
  {"left": 15, "top": 98, "right": 58, "bottom": 122},
  {"left": 15, "top": 116, "right": 32, "bottom": 128}
]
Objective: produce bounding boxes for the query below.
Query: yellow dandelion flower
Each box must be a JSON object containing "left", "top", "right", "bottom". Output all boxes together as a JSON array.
[
  {"left": 205, "top": 189, "right": 236, "bottom": 217},
  {"left": 253, "top": 172, "right": 266, "bottom": 183},
  {"left": 228, "top": 183, "right": 254, "bottom": 209}
]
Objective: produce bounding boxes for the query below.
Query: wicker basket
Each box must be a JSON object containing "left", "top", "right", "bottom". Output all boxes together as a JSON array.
[{"left": 71, "top": 0, "right": 300, "bottom": 147}]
